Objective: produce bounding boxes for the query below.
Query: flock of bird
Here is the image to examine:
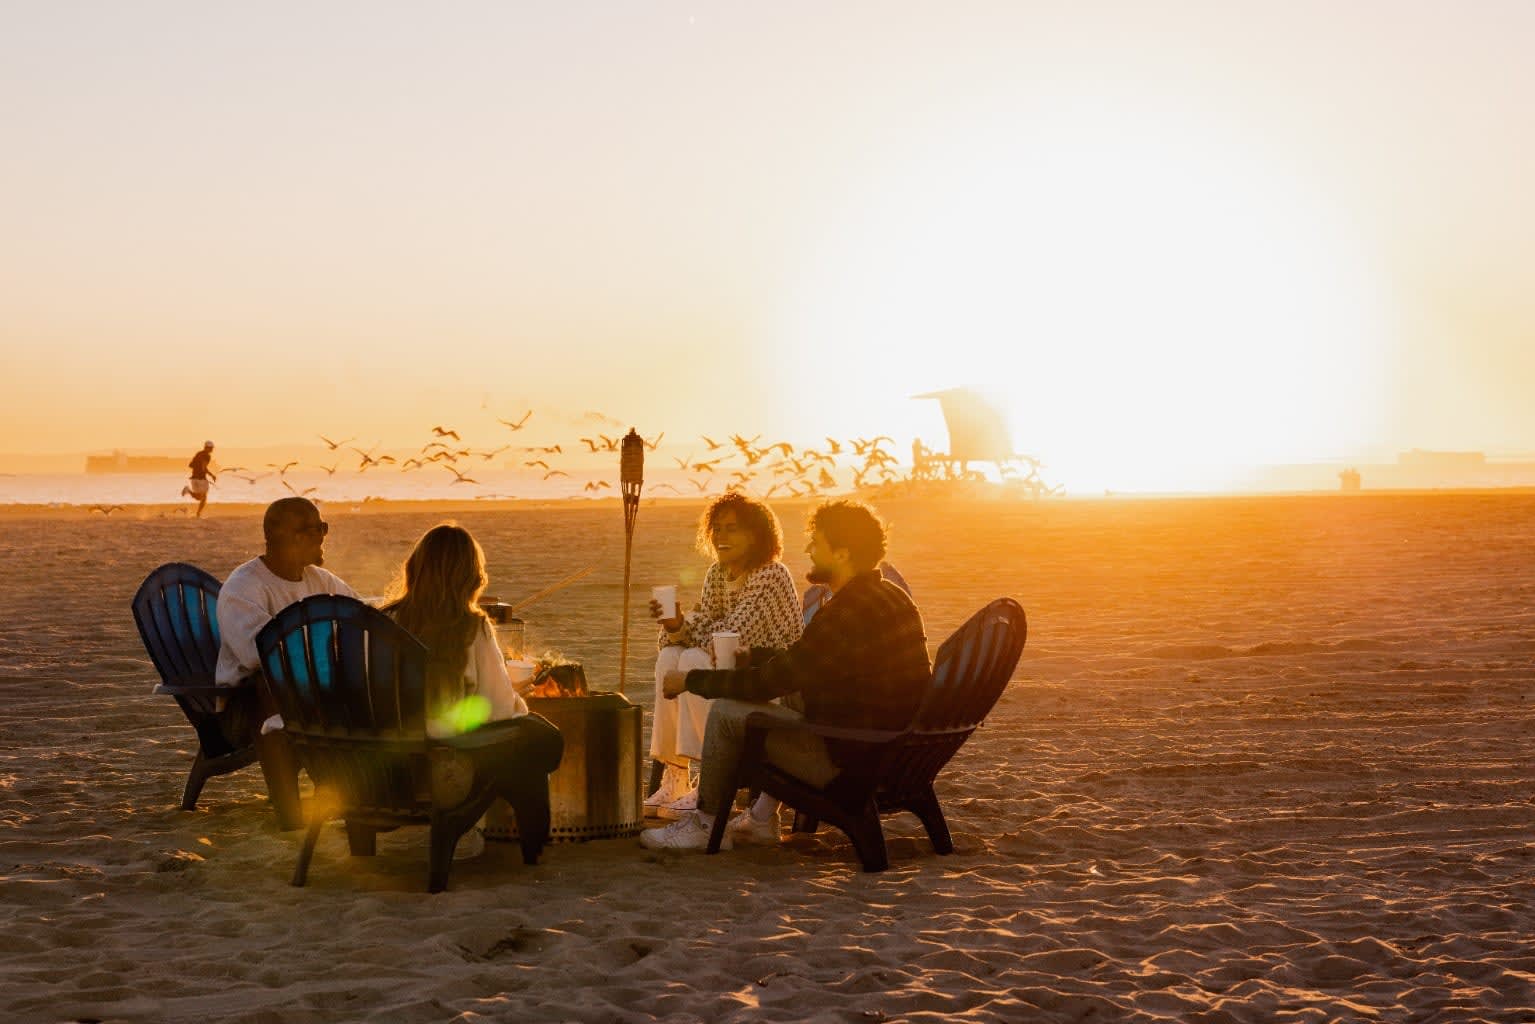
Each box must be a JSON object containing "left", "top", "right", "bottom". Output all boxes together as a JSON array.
[{"left": 200, "top": 410, "right": 927, "bottom": 505}]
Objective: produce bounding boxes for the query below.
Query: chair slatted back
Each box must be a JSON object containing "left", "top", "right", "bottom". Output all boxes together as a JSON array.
[
  {"left": 878, "top": 598, "right": 1027, "bottom": 799},
  {"left": 131, "top": 563, "right": 223, "bottom": 713},
  {"left": 257, "top": 595, "right": 431, "bottom": 815}
]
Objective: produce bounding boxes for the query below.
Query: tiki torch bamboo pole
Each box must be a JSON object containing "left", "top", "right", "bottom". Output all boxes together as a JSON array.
[{"left": 618, "top": 429, "right": 644, "bottom": 694}]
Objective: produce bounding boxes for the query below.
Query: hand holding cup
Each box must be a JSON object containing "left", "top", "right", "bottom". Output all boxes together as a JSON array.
[
  {"left": 650, "top": 585, "right": 683, "bottom": 632},
  {"left": 711, "top": 630, "right": 740, "bottom": 670}
]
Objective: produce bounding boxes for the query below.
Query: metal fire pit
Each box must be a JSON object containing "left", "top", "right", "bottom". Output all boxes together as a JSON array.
[{"left": 486, "top": 691, "right": 642, "bottom": 843}]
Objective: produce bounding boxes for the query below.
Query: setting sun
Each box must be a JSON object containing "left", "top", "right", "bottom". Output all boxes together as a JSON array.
[{"left": 782, "top": 95, "right": 1392, "bottom": 492}]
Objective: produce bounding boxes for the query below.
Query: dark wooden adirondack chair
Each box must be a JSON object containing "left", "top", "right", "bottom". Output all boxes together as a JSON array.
[
  {"left": 131, "top": 563, "right": 260, "bottom": 810},
  {"left": 257, "top": 594, "right": 560, "bottom": 893},
  {"left": 707, "top": 597, "right": 1027, "bottom": 871}
]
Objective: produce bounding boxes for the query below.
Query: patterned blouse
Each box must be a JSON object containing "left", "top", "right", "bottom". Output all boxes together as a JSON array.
[{"left": 659, "top": 561, "right": 803, "bottom": 652}]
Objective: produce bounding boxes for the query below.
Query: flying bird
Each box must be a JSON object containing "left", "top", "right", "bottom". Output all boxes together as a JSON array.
[
  {"left": 700, "top": 435, "right": 723, "bottom": 451},
  {"left": 498, "top": 411, "right": 533, "bottom": 430},
  {"left": 313, "top": 463, "right": 339, "bottom": 476},
  {"left": 282, "top": 481, "right": 318, "bottom": 497},
  {"left": 318, "top": 434, "right": 355, "bottom": 450},
  {"left": 853, "top": 436, "right": 893, "bottom": 455},
  {"left": 579, "top": 437, "right": 600, "bottom": 452},
  {"left": 267, "top": 461, "right": 299, "bottom": 475},
  {"left": 524, "top": 459, "right": 550, "bottom": 471},
  {"left": 443, "top": 466, "right": 478, "bottom": 485},
  {"left": 90, "top": 504, "right": 125, "bottom": 515},
  {"left": 543, "top": 469, "right": 569, "bottom": 480},
  {"left": 583, "top": 480, "right": 612, "bottom": 492},
  {"left": 432, "top": 426, "right": 461, "bottom": 440},
  {"left": 643, "top": 432, "right": 664, "bottom": 450}
]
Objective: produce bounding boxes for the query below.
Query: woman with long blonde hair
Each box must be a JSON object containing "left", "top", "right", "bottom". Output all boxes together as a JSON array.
[
  {"left": 382, "top": 523, "right": 561, "bottom": 861},
  {"left": 382, "top": 523, "right": 529, "bottom": 735}
]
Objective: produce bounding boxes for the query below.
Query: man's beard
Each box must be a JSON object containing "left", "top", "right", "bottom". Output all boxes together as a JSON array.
[{"left": 805, "top": 565, "right": 833, "bottom": 585}]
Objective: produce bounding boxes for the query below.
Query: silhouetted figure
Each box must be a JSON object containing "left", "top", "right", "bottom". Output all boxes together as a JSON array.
[{"left": 181, "top": 441, "right": 217, "bottom": 517}]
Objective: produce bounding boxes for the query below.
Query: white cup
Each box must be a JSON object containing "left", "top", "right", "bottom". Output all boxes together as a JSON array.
[
  {"left": 711, "top": 630, "right": 740, "bottom": 670},
  {"left": 652, "top": 585, "right": 678, "bottom": 619},
  {"left": 505, "top": 659, "right": 537, "bottom": 693}
]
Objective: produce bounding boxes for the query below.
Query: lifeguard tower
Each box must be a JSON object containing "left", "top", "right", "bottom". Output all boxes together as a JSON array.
[{"left": 911, "top": 388, "right": 1059, "bottom": 496}]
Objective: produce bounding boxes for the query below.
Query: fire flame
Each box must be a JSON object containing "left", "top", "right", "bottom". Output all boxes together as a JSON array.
[{"left": 528, "top": 661, "right": 588, "bottom": 699}]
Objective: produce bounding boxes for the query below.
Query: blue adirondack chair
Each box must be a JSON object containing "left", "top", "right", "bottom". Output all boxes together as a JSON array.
[
  {"left": 131, "top": 563, "right": 261, "bottom": 810},
  {"left": 707, "top": 597, "right": 1027, "bottom": 871},
  {"left": 258, "top": 594, "right": 561, "bottom": 893}
]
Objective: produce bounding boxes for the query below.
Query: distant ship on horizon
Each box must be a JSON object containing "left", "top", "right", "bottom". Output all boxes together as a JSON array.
[{"left": 84, "top": 450, "right": 186, "bottom": 474}]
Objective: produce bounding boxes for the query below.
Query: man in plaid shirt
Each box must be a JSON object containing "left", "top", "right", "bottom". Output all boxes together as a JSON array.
[{"left": 641, "top": 500, "right": 931, "bottom": 852}]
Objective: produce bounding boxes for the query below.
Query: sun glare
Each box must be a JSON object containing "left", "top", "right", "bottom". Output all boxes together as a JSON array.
[{"left": 781, "top": 98, "right": 1391, "bottom": 493}]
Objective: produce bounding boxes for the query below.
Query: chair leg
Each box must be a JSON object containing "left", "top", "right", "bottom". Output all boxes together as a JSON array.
[
  {"left": 254, "top": 730, "right": 304, "bottom": 832},
  {"left": 346, "top": 822, "right": 377, "bottom": 857},
  {"left": 506, "top": 786, "right": 551, "bottom": 865},
  {"left": 904, "top": 786, "right": 954, "bottom": 855},
  {"left": 706, "top": 801, "right": 732, "bottom": 854},
  {"left": 427, "top": 814, "right": 467, "bottom": 894},
  {"left": 291, "top": 819, "right": 324, "bottom": 887},
  {"left": 845, "top": 810, "right": 889, "bottom": 873},
  {"left": 181, "top": 752, "right": 210, "bottom": 811}
]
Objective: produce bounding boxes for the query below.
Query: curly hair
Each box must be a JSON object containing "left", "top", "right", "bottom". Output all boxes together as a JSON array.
[
  {"left": 807, "top": 500, "right": 888, "bottom": 573},
  {"left": 694, "top": 491, "right": 784, "bottom": 572}
]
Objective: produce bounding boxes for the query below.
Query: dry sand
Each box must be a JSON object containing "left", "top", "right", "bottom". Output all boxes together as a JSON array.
[{"left": 2, "top": 492, "right": 1532, "bottom": 1023}]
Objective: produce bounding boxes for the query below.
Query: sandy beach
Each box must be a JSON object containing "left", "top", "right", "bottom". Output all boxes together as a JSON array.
[{"left": 3, "top": 491, "right": 1532, "bottom": 1023}]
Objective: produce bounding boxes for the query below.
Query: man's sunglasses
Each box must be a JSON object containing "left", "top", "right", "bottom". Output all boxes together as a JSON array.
[{"left": 294, "top": 521, "right": 329, "bottom": 537}]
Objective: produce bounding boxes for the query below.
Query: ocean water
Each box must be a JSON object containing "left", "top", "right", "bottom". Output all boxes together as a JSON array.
[{"left": 0, "top": 470, "right": 610, "bottom": 506}]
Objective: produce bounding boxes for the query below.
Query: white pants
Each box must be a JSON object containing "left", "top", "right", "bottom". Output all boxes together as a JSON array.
[{"left": 650, "top": 646, "right": 714, "bottom": 763}]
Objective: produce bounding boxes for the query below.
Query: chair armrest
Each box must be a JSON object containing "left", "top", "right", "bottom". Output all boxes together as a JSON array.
[
  {"left": 152, "top": 682, "right": 229, "bottom": 698},
  {"left": 431, "top": 722, "right": 526, "bottom": 751},
  {"left": 741, "top": 712, "right": 905, "bottom": 746}
]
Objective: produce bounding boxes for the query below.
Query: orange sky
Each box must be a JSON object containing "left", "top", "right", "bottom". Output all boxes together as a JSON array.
[{"left": 3, "top": 3, "right": 1532, "bottom": 492}]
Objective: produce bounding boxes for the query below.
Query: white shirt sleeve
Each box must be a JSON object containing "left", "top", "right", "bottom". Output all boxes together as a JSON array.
[
  {"left": 215, "top": 591, "right": 277, "bottom": 686},
  {"left": 469, "top": 620, "right": 528, "bottom": 722}
]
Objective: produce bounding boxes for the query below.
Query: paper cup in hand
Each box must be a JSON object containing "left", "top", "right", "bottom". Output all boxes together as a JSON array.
[
  {"left": 711, "top": 630, "right": 740, "bottom": 669},
  {"left": 652, "top": 585, "right": 678, "bottom": 619}
]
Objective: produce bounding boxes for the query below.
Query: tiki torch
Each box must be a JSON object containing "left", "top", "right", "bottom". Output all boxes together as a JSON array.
[{"left": 618, "top": 428, "right": 644, "bottom": 694}]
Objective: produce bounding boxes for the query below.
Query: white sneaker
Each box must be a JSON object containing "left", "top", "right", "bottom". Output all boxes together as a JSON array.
[
  {"left": 639, "top": 811, "right": 730, "bottom": 852},
  {"left": 454, "top": 827, "right": 486, "bottom": 861},
  {"left": 659, "top": 786, "right": 699, "bottom": 820},
  {"left": 726, "top": 808, "right": 780, "bottom": 846},
  {"left": 644, "top": 765, "right": 690, "bottom": 812}
]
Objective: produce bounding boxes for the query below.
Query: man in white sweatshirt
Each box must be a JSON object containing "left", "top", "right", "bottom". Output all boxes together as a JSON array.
[{"left": 215, "top": 497, "right": 356, "bottom": 829}]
